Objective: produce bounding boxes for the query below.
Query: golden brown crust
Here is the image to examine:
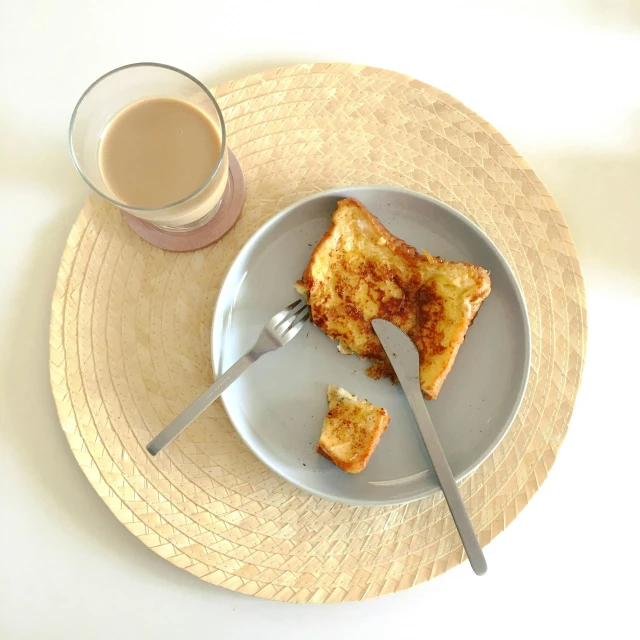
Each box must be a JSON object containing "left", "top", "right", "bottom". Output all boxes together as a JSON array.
[
  {"left": 316, "top": 414, "right": 389, "bottom": 473},
  {"left": 298, "top": 198, "right": 423, "bottom": 298},
  {"left": 316, "top": 386, "right": 390, "bottom": 474},
  {"left": 298, "top": 198, "right": 491, "bottom": 398}
]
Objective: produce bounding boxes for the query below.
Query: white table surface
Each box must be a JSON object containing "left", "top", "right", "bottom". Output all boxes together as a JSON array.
[{"left": 1, "top": 1, "right": 639, "bottom": 638}]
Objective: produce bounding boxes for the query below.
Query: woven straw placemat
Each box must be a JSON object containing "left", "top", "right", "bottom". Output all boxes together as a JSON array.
[{"left": 50, "top": 63, "right": 586, "bottom": 602}]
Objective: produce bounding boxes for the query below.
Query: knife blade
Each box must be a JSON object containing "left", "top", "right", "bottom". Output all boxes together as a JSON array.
[{"left": 371, "top": 318, "right": 487, "bottom": 576}]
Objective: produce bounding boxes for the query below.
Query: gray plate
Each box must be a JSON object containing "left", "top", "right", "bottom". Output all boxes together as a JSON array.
[{"left": 211, "top": 186, "right": 531, "bottom": 506}]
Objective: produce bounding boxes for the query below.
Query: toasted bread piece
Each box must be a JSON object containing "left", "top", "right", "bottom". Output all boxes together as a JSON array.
[
  {"left": 297, "top": 198, "right": 491, "bottom": 399},
  {"left": 317, "top": 385, "right": 390, "bottom": 473}
]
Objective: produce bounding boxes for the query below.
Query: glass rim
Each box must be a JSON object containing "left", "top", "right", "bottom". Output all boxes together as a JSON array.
[{"left": 68, "top": 61, "right": 228, "bottom": 213}]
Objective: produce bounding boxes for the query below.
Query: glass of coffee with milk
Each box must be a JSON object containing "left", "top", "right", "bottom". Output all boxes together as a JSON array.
[{"left": 69, "top": 63, "right": 243, "bottom": 251}]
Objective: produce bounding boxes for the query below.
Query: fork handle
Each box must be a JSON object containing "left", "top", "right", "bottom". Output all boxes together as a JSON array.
[{"left": 146, "top": 352, "right": 256, "bottom": 456}]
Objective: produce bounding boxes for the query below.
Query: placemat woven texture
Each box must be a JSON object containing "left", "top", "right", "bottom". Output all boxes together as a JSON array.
[{"left": 50, "top": 63, "right": 587, "bottom": 602}]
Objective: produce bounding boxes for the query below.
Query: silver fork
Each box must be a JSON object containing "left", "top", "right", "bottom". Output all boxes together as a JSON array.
[{"left": 146, "top": 300, "right": 310, "bottom": 456}]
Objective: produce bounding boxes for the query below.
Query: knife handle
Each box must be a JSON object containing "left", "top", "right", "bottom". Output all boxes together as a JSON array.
[{"left": 406, "top": 392, "right": 488, "bottom": 576}]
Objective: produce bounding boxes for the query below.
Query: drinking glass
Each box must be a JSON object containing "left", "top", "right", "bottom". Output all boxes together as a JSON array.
[{"left": 69, "top": 62, "right": 228, "bottom": 229}]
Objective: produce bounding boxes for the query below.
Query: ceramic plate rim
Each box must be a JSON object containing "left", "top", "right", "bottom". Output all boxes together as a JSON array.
[{"left": 211, "top": 185, "right": 531, "bottom": 506}]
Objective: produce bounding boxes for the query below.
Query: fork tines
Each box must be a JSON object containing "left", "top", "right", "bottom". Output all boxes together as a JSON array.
[{"left": 270, "top": 300, "right": 310, "bottom": 337}]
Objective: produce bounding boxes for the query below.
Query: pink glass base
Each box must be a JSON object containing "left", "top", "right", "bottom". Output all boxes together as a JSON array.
[{"left": 122, "top": 150, "right": 245, "bottom": 252}]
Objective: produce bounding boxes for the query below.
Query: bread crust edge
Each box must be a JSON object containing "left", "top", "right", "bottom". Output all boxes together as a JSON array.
[
  {"left": 299, "top": 198, "right": 491, "bottom": 400},
  {"left": 316, "top": 405, "right": 390, "bottom": 474}
]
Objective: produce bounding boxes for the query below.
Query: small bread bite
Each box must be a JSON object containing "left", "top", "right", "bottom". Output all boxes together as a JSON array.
[{"left": 317, "top": 385, "right": 390, "bottom": 473}]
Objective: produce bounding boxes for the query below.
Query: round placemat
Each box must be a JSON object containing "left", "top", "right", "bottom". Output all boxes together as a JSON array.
[{"left": 50, "top": 63, "right": 586, "bottom": 602}]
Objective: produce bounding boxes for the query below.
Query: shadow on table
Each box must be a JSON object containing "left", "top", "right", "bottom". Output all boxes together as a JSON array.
[
  {"left": 527, "top": 145, "right": 640, "bottom": 288},
  {"left": 584, "top": 0, "right": 640, "bottom": 28}
]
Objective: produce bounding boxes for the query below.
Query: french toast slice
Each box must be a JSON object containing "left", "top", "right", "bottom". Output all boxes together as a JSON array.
[
  {"left": 317, "top": 385, "right": 390, "bottom": 473},
  {"left": 296, "top": 198, "right": 491, "bottom": 399}
]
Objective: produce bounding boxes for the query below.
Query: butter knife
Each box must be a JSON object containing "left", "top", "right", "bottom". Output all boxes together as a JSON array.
[{"left": 371, "top": 319, "right": 487, "bottom": 576}]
